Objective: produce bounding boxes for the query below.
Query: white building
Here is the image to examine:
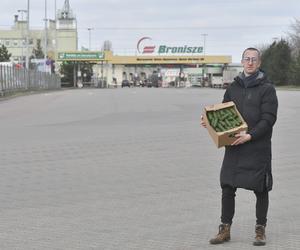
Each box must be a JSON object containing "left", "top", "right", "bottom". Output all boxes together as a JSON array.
[{"left": 0, "top": 0, "right": 77, "bottom": 64}]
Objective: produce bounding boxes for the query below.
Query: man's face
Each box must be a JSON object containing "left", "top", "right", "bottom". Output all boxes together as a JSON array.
[{"left": 241, "top": 50, "right": 261, "bottom": 75}]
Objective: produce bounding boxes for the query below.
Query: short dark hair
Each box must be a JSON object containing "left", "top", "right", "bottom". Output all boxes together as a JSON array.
[{"left": 242, "top": 47, "right": 261, "bottom": 59}]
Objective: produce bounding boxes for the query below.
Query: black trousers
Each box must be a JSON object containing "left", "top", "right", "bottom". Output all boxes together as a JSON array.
[{"left": 221, "top": 185, "right": 269, "bottom": 226}]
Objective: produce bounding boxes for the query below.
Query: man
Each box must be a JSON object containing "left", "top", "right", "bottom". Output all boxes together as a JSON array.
[{"left": 201, "top": 48, "right": 278, "bottom": 246}]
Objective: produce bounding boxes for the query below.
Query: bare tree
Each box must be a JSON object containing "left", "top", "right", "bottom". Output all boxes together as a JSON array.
[
  {"left": 256, "top": 43, "right": 271, "bottom": 55},
  {"left": 288, "top": 18, "right": 300, "bottom": 57}
]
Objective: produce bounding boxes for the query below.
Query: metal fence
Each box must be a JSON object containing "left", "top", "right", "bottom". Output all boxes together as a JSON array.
[{"left": 0, "top": 65, "right": 61, "bottom": 95}]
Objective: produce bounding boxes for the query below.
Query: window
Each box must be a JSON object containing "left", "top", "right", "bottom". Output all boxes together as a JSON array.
[{"left": 13, "top": 40, "right": 19, "bottom": 47}]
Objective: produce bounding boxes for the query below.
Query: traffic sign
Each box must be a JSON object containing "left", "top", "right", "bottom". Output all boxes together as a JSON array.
[{"left": 58, "top": 52, "right": 105, "bottom": 61}]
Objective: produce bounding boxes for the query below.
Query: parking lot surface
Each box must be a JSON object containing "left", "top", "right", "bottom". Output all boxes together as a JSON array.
[{"left": 0, "top": 87, "right": 299, "bottom": 250}]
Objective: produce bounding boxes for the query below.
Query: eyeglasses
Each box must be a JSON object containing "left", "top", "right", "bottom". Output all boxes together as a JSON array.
[{"left": 243, "top": 57, "right": 259, "bottom": 63}]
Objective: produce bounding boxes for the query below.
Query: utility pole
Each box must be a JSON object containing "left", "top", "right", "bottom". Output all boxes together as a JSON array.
[
  {"left": 44, "top": 0, "right": 48, "bottom": 72},
  {"left": 54, "top": 0, "right": 57, "bottom": 59},
  {"left": 25, "top": 0, "right": 30, "bottom": 69},
  {"left": 201, "top": 33, "right": 208, "bottom": 86},
  {"left": 201, "top": 33, "right": 208, "bottom": 56},
  {"left": 17, "top": 9, "right": 27, "bottom": 65},
  {"left": 87, "top": 28, "right": 93, "bottom": 51}
]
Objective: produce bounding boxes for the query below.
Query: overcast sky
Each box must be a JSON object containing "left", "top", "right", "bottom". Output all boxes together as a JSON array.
[{"left": 0, "top": 0, "right": 299, "bottom": 62}]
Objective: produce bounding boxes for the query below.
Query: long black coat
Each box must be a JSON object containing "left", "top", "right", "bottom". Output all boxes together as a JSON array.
[{"left": 221, "top": 71, "right": 278, "bottom": 192}]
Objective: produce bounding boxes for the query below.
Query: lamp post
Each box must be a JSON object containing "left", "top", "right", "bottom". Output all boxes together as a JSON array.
[
  {"left": 201, "top": 33, "right": 208, "bottom": 56},
  {"left": 87, "top": 28, "right": 94, "bottom": 51},
  {"left": 272, "top": 37, "right": 279, "bottom": 43},
  {"left": 25, "top": 0, "right": 30, "bottom": 69},
  {"left": 44, "top": 0, "right": 48, "bottom": 72},
  {"left": 17, "top": 9, "right": 27, "bottom": 64},
  {"left": 201, "top": 33, "right": 208, "bottom": 86},
  {"left": 54, "top": 0, "right": 57, "bottom": 59}
]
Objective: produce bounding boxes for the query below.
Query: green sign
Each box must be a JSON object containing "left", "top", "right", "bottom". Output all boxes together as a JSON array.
[{"left": 58, "top": 52, "right": 105, "bottom": 61}]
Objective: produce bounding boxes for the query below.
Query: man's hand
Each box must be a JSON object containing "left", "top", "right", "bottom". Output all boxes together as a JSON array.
[
  {"left": 200, "top": 115, "right": 207, "bottom": 128},
  {"left": 231, "top": 131, "right": 251, "bottom": 145}
]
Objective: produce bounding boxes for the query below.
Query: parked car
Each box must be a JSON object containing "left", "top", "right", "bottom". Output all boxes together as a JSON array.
[{"left": 121, "top": 80, "right": 130, "bottom": 87}]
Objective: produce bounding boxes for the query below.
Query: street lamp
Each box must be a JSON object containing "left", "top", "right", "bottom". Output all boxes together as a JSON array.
[
  {"left": 44, "top": 0, "right": 48, "bottom": 72},
  {"left": 201, "top": 34, "right": 208, "bottom": 85},
  {"left": 17, "top": 9, "right": 27, "bottom": 64},
  {"left": 25, "top": 0, "right": 30, "bottom": 69},
  {"left": 201, "top": 33, "right": 208, "bottom": 56},
  {"left": 54, "top": 0, "right": 57, "bottom": 58},
  {"left": 272, "top": 37, "right": 279, "bottom": 43},
  {"left": 87, "top": 28, "right": 94, "bottom": 51}
]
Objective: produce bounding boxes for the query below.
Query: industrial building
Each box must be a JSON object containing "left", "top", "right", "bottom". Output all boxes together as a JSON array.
[
  {"left": 0, "top": 0, "right": 77, "bottom": 64},
  {"left": 94, "top": 51, "right": 232, "bottom": 87},
  {"left": 58, "top": 50, "right": 241, "bottom": 88}
]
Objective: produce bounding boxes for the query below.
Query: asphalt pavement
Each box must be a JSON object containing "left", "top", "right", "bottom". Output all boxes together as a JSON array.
[{"left": 0, "top": 87, "right": 299, "bottom": 250}]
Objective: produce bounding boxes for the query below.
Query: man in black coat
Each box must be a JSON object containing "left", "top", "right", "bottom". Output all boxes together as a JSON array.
[{"left": 201, "top": 47, "right": 278, "bottom": 246}]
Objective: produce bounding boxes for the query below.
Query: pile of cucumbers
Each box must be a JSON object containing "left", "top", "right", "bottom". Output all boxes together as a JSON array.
[{"left": 207, "top": 107, "right": 243, "bottom": 132}]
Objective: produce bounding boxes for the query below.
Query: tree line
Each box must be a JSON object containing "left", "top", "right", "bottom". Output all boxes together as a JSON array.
[
  {"left": 261, "top": 42, "right": 300, "bottom": 86},
  {"left": 258, "top": 18, "right": 300, "bottom": 86}
]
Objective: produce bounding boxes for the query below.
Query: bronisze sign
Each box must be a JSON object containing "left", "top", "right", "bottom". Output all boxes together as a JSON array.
[
  {"left": 137, "top": 37, "right": 203, "bottom": 54},
  {"left": 158, "top": 45, "right": 203, "bottom": 54}
]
